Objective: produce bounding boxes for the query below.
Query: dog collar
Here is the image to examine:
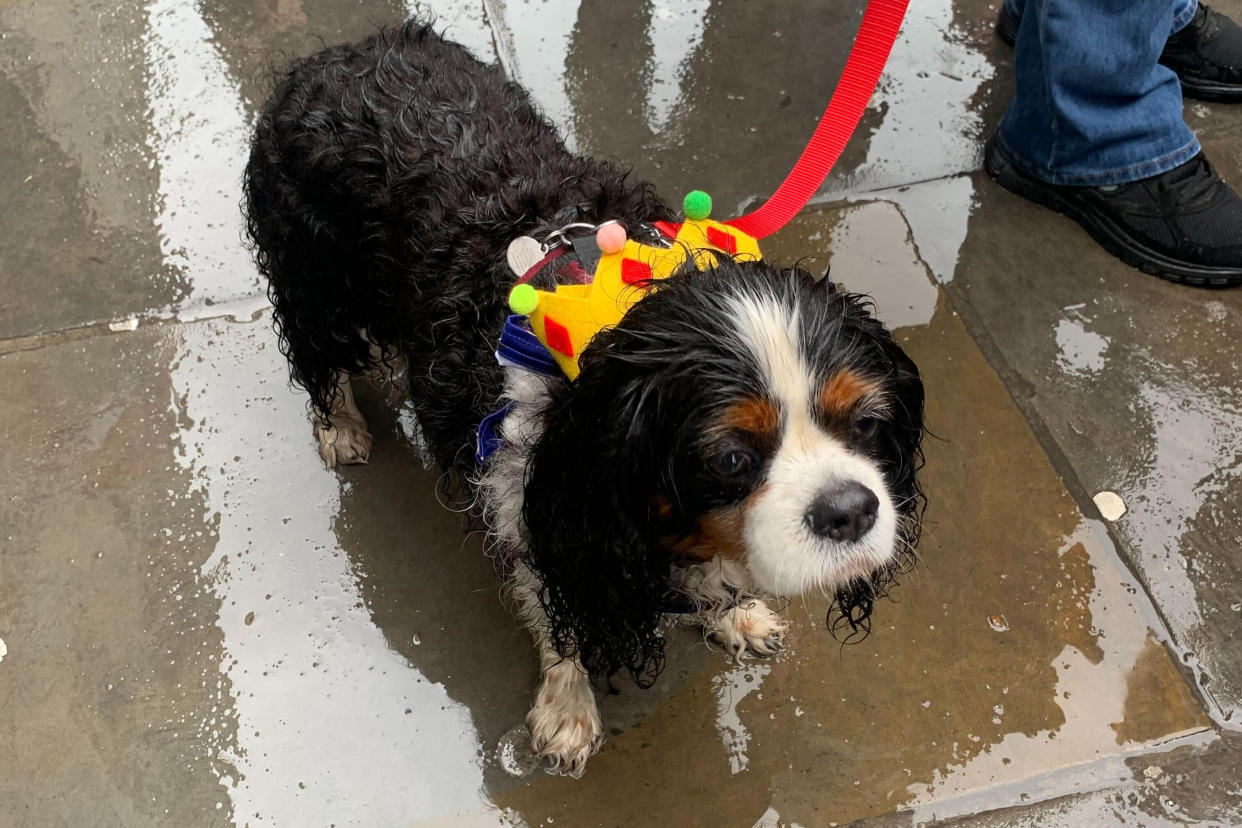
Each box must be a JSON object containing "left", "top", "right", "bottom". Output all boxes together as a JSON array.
[{"left": 506, "top": 191, "right": 762, "bottom": 381}]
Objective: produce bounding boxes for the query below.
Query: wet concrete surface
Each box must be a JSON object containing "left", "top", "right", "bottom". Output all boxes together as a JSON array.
[
  {"left": 859, "top": 730, "right": 1242, "bottom": 827},
  {"left": 2, "top": 0, "right": 1242, "bottom": 825},
  {"left": 947, "top": 170, "right": 1242, "bottom": 729},
  {"left": 944, "top": 1, "right": 1242, "bottom": 728},
  {"left": 1, "top": 204, "right": 1217, "bottom": 827}
]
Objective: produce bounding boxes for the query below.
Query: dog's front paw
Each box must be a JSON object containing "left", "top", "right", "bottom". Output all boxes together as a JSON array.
[
  {"left": 526, "top": 661, "right": 603, "bottom": 778},
  {"left": 314, "top": 418, "right": 372, "bottom": 468},
  {"left": 711, "top": 599, "right": 788, "bottom": 661}
]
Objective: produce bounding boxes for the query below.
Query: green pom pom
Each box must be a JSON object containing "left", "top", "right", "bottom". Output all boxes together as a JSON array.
[
  {"left": 683, "top": 190, "right": 712, "bottom": 221},
  {"left": 508, "top": 283, "right": 539, "bottom": 315}
]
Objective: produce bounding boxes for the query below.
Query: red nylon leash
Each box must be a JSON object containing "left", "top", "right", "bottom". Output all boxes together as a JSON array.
[{"left": 725, "top": 0, "right": 909, "bottom": 239}]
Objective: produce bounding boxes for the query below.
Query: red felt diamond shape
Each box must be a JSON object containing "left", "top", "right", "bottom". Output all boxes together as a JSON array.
[
  {"left": 706, "top": 226, "right": 738, "bottom": 254},
  {"left": 621, "top": 258, "right": 653, "bottom": 284},
  {"left": 543, "top": 316, "right": 574, "bottom": 357}
]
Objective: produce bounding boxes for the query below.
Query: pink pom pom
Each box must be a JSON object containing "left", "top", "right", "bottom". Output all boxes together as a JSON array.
[{"left": 596, "top": 222, "right": 627, "bottom": 254}]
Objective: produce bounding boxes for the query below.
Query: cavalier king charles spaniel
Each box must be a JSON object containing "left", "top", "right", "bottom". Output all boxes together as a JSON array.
[{"left": 244, "top": 19, "right": 924, "bottom": 777}]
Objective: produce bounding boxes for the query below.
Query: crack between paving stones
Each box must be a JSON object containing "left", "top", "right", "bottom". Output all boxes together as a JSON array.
[{"left": 0, "top": 294, "right": 270, "bottom": 356}]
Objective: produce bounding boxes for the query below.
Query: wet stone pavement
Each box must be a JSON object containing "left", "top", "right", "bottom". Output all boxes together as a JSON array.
[{"left": 1, "top": 0, "right": 1241, "bottom": 826}]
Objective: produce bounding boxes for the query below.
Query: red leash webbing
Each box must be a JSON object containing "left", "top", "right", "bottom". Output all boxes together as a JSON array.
[{"left": 725, "top": 0, "right": 909, "bottom": 239}]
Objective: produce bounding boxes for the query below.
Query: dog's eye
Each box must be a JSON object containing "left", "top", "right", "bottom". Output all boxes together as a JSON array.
[
  {"left": 850, "top": 415, "right": 880, "bottom": 440},
  {"left": 709, "top": 449, "right": 756, "bottom": 478}
]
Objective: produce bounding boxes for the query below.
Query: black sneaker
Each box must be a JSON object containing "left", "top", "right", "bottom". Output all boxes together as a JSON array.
[
  {"left": 1162, "top": 4, "right": 1242, "bottom": 102},
  {"left": 997, "top": 3, "right": 1242, "bottom": 103},
  {"left": 985, "top": 136, "right": 1242, "bottom": 287}
]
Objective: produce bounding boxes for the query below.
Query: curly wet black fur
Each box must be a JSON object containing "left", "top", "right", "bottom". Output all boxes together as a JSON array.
[
  {"left": 245, "top": 20, "right": 925, "bottom": 686},
  {"left": 244, "top": 19, "right": 671, "bottom": 472}
]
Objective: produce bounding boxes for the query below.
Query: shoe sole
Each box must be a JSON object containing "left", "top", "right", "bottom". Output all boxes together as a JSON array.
[
  {"left": 984, "top": 141, "right": 1242, "bottom": 288},
  {"left": 1173, "top": 73, "right": 1242, "bottom": 103},
  {"left": 999, "top": 16, "right": 1242, "bottom": 103}
]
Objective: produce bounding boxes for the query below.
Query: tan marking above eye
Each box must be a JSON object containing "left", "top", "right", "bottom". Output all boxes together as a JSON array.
[
  {"left": 713, "top": 395, "right": 780, "bottom": 439},
  {"left": 818, "top": 369, "right": 879, "bottom": 421}
]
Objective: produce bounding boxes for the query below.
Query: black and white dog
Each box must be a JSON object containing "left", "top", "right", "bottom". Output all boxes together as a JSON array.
[{"left": 244, "top": 20, "right": 924, "bottom": 777}]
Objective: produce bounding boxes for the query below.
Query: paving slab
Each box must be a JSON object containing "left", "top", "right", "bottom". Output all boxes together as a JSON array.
[
  {"left": 929, "top": 730, "right": 1242, "bottom": 827},
  {"left": 853, "top": 735, "right": 1242, "bottom": 827},
  {"left": 937, "top": 133, "right": 1242, "bottom": 727},
  {"left": 0, "top": 0, "right": 414, "bottom": 341},
  {"left": 0, "top": 316, "right": 502, "bottom": 825},
  {"left": 0, "top": 324, "right": 230, "bottom": 825},
  {"left": 0, "top": 0, "right": 173, "bottom": 339},
  {"left": 2, "top": 199, "right": 1212, "bottom": 826}
]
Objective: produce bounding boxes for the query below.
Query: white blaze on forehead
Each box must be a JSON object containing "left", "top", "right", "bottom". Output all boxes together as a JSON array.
[
  {"left": 724, "top": 290, "right": 899, "bottom": 595},
  {"left": 725, "top": 291, "right": 811, "bottom": 418}
]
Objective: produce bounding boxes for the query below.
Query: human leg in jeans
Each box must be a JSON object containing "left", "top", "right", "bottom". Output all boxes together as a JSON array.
[{"left": 988, "top": 0, "right": 1242, "bottom": 286}]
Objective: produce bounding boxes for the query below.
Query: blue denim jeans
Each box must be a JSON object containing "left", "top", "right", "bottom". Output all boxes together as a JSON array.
[{"left": 998, "top": 0, "right": 1201, "bottom": 186}]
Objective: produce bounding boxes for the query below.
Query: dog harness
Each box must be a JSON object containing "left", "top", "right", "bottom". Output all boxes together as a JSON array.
[
  {"left": 507, "top": 193, "right": 762, "bottom": 380},
  {"left": 475, "top": 192, "right": 760, "bottom": 464}
]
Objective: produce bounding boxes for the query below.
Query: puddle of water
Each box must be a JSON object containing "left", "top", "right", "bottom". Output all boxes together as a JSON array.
[
  {"left": 822, "top": 201, "right": 940, "bottom": 329},
  {"left": 408, "top": 0, "right": 498, "bottom": 63},
  {"left": 768, "top": 199, "right": 939, "bottom": 328},
  {"left": 823, "top": 1, "right": 993, "bottom": 286},
  {"left": 848, "top": 175, "right": 979, "bottom": 285},
  {"left": 143, "top": 0, "right": 260, "bottom": 315},
  {"left": 142, "top": 4, "right": 503, "bottom": 819},
  {"left": 1013, "top": 295, "right": 1241, "bottom": 723},
  {"left": 1120, "top": 357, "right": 1242, "bottom": 637},
  {"left": 483, "top": 0, "right": 583, "bottom": 150},
  {"left": 644, "top": 0, "right": 710, "bottom": 133},
  {"left": 1054, "top": 315, "right": 1111, "bottom": 377},
  {"left": 948, "top": 782, "right": 1211, "bottom": 828},
  {"left": 170, "top": 317, "right": 500, "bottom": 826},
  {"left": 752, "top": 805, "right": 807, "bottom": 828},
  {"left": 714, "top": 661, "right": 771, "bottom": 774},
  {"left": 849, "top": 0, "right": 993, "bottom": 190}
]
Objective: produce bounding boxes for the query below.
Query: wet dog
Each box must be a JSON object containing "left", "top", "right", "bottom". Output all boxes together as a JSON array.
[{"left": 244, "top": 19, "right": 924, "bottom": 777}]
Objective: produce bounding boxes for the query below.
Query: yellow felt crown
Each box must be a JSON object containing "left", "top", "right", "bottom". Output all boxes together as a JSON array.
[{"left": 508, "top": 192, "right": 762, "bottom": 379}]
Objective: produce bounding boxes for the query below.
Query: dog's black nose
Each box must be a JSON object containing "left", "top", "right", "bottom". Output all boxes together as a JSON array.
[{"left": 805, "top": 481, "right": 880, "bottom": 542}]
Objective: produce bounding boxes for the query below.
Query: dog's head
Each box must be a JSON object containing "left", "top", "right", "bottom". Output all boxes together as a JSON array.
[{"left": 523, "top": 258, "right": 924, "bottom": 684}]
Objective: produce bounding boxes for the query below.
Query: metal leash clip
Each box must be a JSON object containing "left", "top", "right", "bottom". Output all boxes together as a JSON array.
[
  {"left": 539, "top": 222, "right": 597, "bottom": 252},
  {"left": 541, "top": 220, "right": 675, "bottom": 253},
  {"left": 629, "top": 221, "right": 674, "bottom": 250}
]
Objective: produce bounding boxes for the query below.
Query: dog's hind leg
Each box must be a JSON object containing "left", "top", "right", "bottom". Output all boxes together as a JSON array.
[
  {"left": 507, "top": 561, "right": 603, "bottom": 778},
  {"left": 314, "top": 371, "right": 373, "bottom": 468}
]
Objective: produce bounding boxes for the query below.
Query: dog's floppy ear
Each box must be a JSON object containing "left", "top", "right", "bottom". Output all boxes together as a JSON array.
[
  {"left": 876, "top": 310, "right": 925, "bottom": 522},
  {"left": 828, "top": 291, "right": 926, "bottom": 640},
  {"left": 521, "top": 346, "right": 674, "bottom": 687}
]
